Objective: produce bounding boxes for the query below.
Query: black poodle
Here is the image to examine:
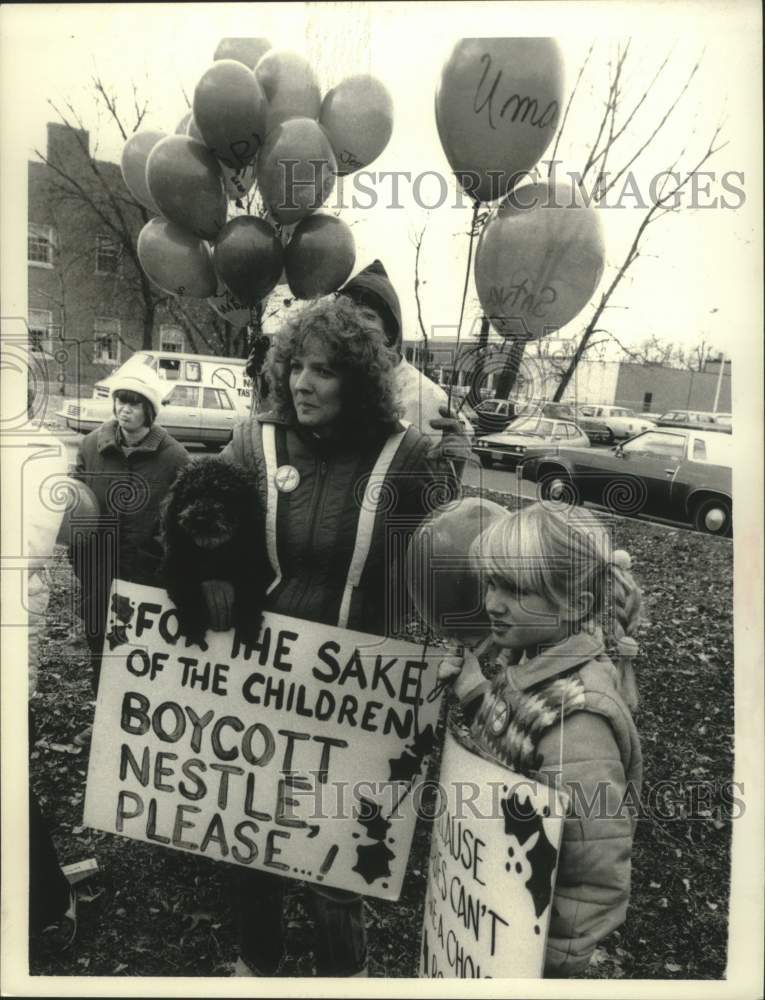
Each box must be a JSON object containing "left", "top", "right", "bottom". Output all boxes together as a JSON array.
[{"left": 160, "top": 458, "right": 271, "bottom": 648}]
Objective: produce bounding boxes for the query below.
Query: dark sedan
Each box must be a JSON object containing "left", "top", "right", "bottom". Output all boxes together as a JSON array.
[{"left": 521, "top": 428, "right": 732, "bottom": 536}]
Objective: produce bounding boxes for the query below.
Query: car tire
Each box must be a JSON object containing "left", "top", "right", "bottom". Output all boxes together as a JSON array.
[
  {"left": 540, "top": 468, "right": 578, "bottom": 505},
  {"left": 692, "top": 496, "right": 732, "bottom": 537},
  {"left": 479, "top": 453, "right": 494, "bottom": 468},
  {"left": 605, "top": 427, "right": 616, "bottom": 444}
]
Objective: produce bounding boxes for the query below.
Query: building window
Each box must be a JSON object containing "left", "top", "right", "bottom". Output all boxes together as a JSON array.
[
  {"left": 95, "top": 235, "right": 122, "bottom": 275},
  {"left": 28, "top": 309, "right": 54, "bottom": 353},
  {"left": 93, "top": 317, "right": 121, "bottom": 365},
  {"left": 28, "top": 224, "right": 56, "bottom": 267},
  {"left": 159, "top": 325, "right": 185, "bottom": 353}
]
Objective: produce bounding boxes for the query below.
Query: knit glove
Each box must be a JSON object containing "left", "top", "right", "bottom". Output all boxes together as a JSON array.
[{"left": 200, "top": 579, "right": 235, "bottom": 631}]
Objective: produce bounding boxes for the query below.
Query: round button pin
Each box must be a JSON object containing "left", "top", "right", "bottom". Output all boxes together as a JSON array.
[
  {"left": 490, "top": 698, "right": 510, "bottom": 735},
  {"left": 274, "top": 465, "right": 301, "bottom": 493}
]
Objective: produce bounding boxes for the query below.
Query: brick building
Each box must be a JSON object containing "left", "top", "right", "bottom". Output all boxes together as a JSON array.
[{"left": 27, "top": 123, "right": 232, "bottom": 415}]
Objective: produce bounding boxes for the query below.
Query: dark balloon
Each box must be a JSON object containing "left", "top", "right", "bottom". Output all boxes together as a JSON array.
[
  {"left": 137, "top": 217, "right": 218, "bottom": 298},
  {"left": 213, "top": 216, "right": 284, "bottom": 306},
  {"left": 436, "top": 38, "right": 564, "bottom": 202},
  {"left": 406, "top": 497, "right": 509, "bottom": 643},
  {"left": 193, "top": 59, "right": 267, "bottom": 170},
  {"left": 474, "top": 182, "right": 605, "bottom": 341},
  {"left": 146, "top": 135, "right": 227, "bottom": 240},
  {"left": 256, "top": 117, "right": 336, "bottom": 225},
  {"left": 320, "top": 75, "right": 393, "bottom": 175},
  {"left": 214, "top": 37, "right": 272, "bottom": 69},
  {"left": 284, "top": 214, "right": 356, "bottom": 298},
  {"left": 120, "top": 130, "right": 165, "bottom": 213},
  {"left": 255, "top": 49, "right": 321, "bottom": 132}
]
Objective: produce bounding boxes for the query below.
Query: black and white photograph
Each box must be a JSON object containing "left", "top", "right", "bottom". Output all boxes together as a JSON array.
[{"left": 1, "top": 1, "right": 762, "bottom": 995}]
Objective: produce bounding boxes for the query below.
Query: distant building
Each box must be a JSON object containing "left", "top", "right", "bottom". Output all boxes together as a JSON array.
[
  {"left": 27, "top": 123, "right": 220, "bottom": 413},
  {"left": 402, "top": 337, "right": 731, "bottom": 414}
]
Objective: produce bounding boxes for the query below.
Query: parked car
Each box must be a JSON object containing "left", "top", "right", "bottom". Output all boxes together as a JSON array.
[
  {"left": 469, "top": 398, "right": 575, "bottom": 436},
  {"left": 521, "top": 427, "right": 732, "bottom": 536},
  {"left": 58, "top": 381, "right": 241, "bottom": 448},
  {"left": 656, "top": 409, "right": 732, "bottom": 434},
  {"left": 469, "top": 398, "right": 518, "bottom": 435},
  {"left": 472, "top": 417, "right": 590, "bottom": 469},
  {"left": 576, "top": 404, "right": 656, "bottom": 444}
]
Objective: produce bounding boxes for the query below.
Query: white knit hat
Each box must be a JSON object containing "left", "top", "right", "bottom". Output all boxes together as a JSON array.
[{"left": 111, "top": 371, "right": 171, "bottom": 418}]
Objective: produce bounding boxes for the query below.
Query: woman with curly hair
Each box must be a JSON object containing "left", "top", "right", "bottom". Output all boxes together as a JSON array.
[{"left": 204, "top": 294, "right": 461, "bottom": 977}]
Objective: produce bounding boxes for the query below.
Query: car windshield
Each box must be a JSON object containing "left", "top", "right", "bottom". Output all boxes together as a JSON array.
[{"left": 508, "top": 418, "right": 554, "bottom": 436}]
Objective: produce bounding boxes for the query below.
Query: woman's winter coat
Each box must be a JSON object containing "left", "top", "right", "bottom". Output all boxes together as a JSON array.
[
  {"left": 221, "top": 413, "right": 441, "bottom": 636},
  {"left": 72, "top": 419, "right": 189, "bottom": 631}
]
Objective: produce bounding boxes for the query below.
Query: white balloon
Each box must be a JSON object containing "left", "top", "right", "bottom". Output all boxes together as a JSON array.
[{"left": 207, "top": 284, "right": 252, "bottom": 328}]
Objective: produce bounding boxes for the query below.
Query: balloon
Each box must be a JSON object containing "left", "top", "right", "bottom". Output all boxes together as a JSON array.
[
  {"left": 284, "top": 215, "right": 355, "bottom": 299},
  {"left": 257, "top": 118, "right": 336, "bottom": 225},
  {"left": 406, "top": 497, "right": 510, "bottom": 643},
  {"left": 214, "top": 37, "right": 272, "bottom": 69},
  {"left": 55, "top": 479, "right": 100, "bottom": 547},
  {"left": 220, "top": 161, "right": 257, "bottom": 201},
  {"left": 207, "top": 283, "right": 252, "bottom": 328},
  {"left": 120, "top": 130, "right": 165, "bottom": 213},
  {"left": 193, "top": 59, "right": 268, "bottom": 170},
  {"left": 213, "top": 216, "right": 284, "bottom": 306},
  {"left": 435, "top": 38, "right": 564, "bottom": 203},
  {"left": 146, "top": 135, "right": 227, "bottom": 241},
  {"left": 254, "top": 49, "right": 321, "bottom": 131},
  {"left": 474, "top": 181, "right": 605, "bottom": 341},
  {"left": 320, "top": 75, "right": 393, "bottom": 175},
  {"left": 175, "top": 111, "right": 192, "bottom": 135},
  {"left": 137, "top": 217, "right": 217, "bottom": 298},
  {"left": 186, "top": 115, "right": 204, "bottom": 143}
]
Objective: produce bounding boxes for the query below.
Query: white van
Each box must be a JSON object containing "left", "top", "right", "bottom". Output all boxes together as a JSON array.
[{"left": 59, "top": 350, "right": 252, "bottom": 447}]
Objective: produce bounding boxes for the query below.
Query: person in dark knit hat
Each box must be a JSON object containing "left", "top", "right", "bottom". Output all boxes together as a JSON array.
[{"left": 339, "top": 260, "right": 471, "bottom": 476}]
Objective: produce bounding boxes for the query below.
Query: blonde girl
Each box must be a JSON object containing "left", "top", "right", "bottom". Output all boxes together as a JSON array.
[{"left": 438, "top": 502, "right": 643, "bottom": 977}]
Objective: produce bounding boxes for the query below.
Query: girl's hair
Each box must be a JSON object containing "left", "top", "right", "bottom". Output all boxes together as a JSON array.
[
  {"left": 266, "top": 296, "right": 401, "bottom": 442},
  {"left": 470, "top": 503, "right": 643, "bottom": 706},
  {"left": 113, "top": 389, "right": 155, "bottom": 427}
]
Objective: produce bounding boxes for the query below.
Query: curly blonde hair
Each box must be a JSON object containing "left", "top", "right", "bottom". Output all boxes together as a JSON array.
[{"left": 267, "top": 296, "right": 401, "bottom": 442}]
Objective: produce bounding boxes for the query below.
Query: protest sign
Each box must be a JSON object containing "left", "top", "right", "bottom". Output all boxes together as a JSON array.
[
  {"left": 84, "top": 581, "right": 442, "bottom": 901},
  {"left": 420, "top": 727, "right": 565, "bottom": 978}
]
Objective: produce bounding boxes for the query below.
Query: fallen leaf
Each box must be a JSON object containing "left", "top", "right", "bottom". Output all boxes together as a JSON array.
[{"left": 665, "top": 962, "right": 682, "bottom": 973}]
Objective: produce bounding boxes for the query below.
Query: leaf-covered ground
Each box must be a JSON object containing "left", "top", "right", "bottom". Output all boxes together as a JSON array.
[{"left": 28, "top": 498, "right": 733, "bottom": 980}]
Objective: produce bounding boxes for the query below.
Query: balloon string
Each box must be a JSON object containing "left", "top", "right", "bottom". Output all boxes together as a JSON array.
[{"left": 448, "top": 198, "right": 481, "bottom": 414}]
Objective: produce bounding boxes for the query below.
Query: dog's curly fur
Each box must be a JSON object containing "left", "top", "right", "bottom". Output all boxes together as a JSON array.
[{"left": 160, "top": 458, "right": 271, "bottom": 648}]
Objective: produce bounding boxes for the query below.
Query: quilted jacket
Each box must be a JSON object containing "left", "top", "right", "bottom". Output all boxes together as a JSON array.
[
  {"left": 462, "top": 630, "right": 642, "bottom": 977},
  {"left": 221, "top": 413, "right": 442, "bottom": 636}
]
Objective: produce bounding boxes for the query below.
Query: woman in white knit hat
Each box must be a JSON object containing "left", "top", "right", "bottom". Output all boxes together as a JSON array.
[{"left": 69, "top": 370, "right": 190, "bottom": 744}]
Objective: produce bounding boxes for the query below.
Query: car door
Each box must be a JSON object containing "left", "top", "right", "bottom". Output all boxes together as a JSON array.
[
  {"left": 159, "top": 384, "right": 201, "bottom": 442},
  {"left": 202, "top": 387, "right": 237, "bottom": 444},
  {"left": 617, "top": 430, "right": 687, "bottom": 515}
]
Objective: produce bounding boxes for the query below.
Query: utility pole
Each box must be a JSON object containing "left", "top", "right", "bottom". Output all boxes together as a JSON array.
[{"left": 712, "top": 352, "right": 726, "bottom": 413}]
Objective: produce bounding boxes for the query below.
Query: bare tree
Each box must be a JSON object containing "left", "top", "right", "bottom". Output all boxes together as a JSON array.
[
  {"left": 548, "top": 43, "right": 727, "bottom": 400},
  {"left": 410, "top": 219, "right": 431, "bottom": 374},
  {"left": 35, "top": 77, "right": 250, "bottom": 358}
]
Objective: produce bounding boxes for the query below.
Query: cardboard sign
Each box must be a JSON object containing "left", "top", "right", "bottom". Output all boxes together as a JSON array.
[
  {"left": 84, "top": 582, "right": 443, "bottom": 901},
  {"left": 420, "top": 728, "right": 565, "bottom": 978}
]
